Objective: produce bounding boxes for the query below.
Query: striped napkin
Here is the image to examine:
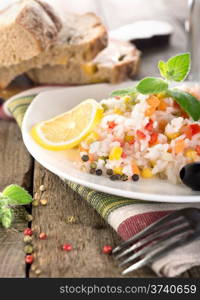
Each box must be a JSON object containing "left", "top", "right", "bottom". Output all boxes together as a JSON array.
[{"left": 1, "top": 87, "right": 200, "bottom": 277}]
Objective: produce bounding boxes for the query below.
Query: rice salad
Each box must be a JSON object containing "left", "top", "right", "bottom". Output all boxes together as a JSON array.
[{"left": 79, "top": 85, "right": 200, "bottom": 184}]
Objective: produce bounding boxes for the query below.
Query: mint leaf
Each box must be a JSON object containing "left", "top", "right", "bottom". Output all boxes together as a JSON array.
[
  {"left": 2, "top": 185, "right": 32, "bottom": 205},
  {"left": 111, "top": 87, "right": 137, "bottom": 97},
  {"left": 158, "top": 60, "right": 168, "bottom": 79},
  {"left": 167, "top": 89, "right": 200, "bottom": 121},
  {"left": 158, "top": 53, "right": 191, "bottom": 82},
  {"left": 0, "top": 206, "right": 13, "bottom": 228},
  {"left": 136, "top": 77, "right": 168, "bottom": 94}
]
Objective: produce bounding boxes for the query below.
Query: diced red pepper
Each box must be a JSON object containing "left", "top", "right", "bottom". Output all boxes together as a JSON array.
[
  {"left": 145, "top": 119, "right": 154, "bottom": 131},
  {"left": 122, "top": 152, "right": 127, "bottom": 158},
  {"left": 183, "top": 126, "right": 192, "bottom": 139},
  {"left": 149, "top": 132, "right": 158, "bottom": 146},
  {"left": 173, "top": 101, "right": 181, "bottom": 109},
  {"left": 136, "top": 130, "right": 146, "bottom": 139},
  {"left": 115, "top": 96, "right": 121, "bottom": 100},
  {"left": 108, "top": 121, "right": 117, "bottom": 129},
  {"left": 190, "top": 124, "right": 200, "bottom": 136},
  {"left": 196, "top": 145, "right": 200, "bottom": 155}
]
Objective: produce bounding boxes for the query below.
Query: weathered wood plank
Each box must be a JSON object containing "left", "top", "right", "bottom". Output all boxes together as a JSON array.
[
  {"left": 0, "top": 120, "right": 33, "bottom": 277},
  {"left": 30, "top": 163, "right": 155, "bottom": 277}
]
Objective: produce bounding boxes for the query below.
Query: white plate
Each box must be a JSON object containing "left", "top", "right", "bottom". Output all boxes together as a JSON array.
[{"left": 22, "top": 82, "right": 200, "bottom": 203}]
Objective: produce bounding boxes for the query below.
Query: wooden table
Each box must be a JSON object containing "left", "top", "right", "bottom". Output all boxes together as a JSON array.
[{"left": 1, "top": 0, "right": 200, "bottom": 278}]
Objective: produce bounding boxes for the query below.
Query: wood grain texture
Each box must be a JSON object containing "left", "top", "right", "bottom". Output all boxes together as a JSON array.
[
  {"left": 0, "top": 121, "right": 33, "bottom": 277},
  {"left": 30, "top": 163, "right": 155, "bottom": 278}
]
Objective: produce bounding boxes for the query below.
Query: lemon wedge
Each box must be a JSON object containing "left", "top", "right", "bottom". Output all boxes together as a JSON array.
[{"left": 31, "top": 99, "right": 103, "bottom": 150}]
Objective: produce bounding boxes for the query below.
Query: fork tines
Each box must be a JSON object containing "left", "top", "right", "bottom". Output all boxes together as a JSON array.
[{"left": 113, "top": 209, "right": 197, "bottom": 275}]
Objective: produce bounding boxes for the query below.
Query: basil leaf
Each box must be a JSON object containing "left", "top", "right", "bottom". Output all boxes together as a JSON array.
[
  {"left": 2, "top": 185, "right": 32, "bottom": 205},
  {"left": 158, "top": 53, "right": 191, "bottom": 82},
  {"left": 111, "top": 87, "right": 137, "bottom": 97},
  {"left": 167, "top": 89, "right": 200, "bottom": 121},
  {"left": 136, "top": 77, "right": 168, "bottom": 94}
]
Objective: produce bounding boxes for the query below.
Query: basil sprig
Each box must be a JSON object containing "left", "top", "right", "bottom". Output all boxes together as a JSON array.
[
  {"left": 0, "top": 185, "right": 32, "bottom": 228},
  {"left": 110, "top": 53, "right": 200, "bottom": 121}
]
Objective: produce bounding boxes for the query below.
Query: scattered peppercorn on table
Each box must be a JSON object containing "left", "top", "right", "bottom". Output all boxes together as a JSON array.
[{"left": 1, "top": 0, "right": 200, "bottom": 278}]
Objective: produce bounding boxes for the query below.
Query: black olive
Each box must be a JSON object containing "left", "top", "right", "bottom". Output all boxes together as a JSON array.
[
  {"left": 0, "top": 97, "right": 5, "bottom": 105},
  {"left": 180, "top": 162, "right": 200, "bottom": 191}
]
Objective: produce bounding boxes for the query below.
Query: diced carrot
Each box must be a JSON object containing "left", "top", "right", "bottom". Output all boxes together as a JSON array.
[
  {"left": 136, "top": 130, "right": 146, "bottom": 139},
  {"left": 132, "top": 162, "right": 140, "bottom": 175},
  {"left": 79, "top": 146, "right": 89, "bottom": 152},
  {"left": 174, "top": 139, "right": 185, "bottom": 154},
  {"left": 89, "top": 153, "right": 95, "bottom": 161},
  {"left": 147, "top": 95, "right": 160, "bottom": 108},
  {"left": 157, "top": 99, "right": 167, "bottom": 111},
  {"left": 145, "top": 106, "right": 156, "bottom": 117}
]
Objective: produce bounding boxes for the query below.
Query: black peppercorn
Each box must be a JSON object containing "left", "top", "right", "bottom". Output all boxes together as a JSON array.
[
  {"left": 132, "top": 174, "right": 139, "bottom": 181},
  {"left": 81, "top": 155, "right": 89, "bottom": 162},
  {"left": 110, "top": 174, "right": 120, "bottom": 181},
  {"left": 121, "top": 174, "right": 128, "bottom": 181},
  {"left": 90, "top": 168, "right": 96, "bottom": 174},
  {"left": 106, "top": 169, "right": 113, "bottom": 176},
  {"left": 96, "top": 169, "right": 103, "bottom": 176}
]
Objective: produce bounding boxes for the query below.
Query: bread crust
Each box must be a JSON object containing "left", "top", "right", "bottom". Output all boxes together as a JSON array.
[{"left": 0, "top": 0, "right": 62, "bottom": 66}]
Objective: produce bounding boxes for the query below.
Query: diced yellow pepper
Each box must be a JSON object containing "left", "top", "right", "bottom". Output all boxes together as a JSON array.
[
  {"left": 141, "top": 167, "right": 154, "bottom": 178},
  {"left": 166, "top": 132, "right": 180, "bottom": 140},
  {"left": 85, "top": 132, "right": 99, "bottom": 144},
  {"left": 185, "top": 149, "right": 197, "bottom": 160},
  {"left": 109, "top": 147, "right": 122, "bottom": 160},
  {"left": 113, "top": 167, "right": 123, "bottom": 175},
  {"left": 114, "top": 108, "right": 123, "bottom": 115}
]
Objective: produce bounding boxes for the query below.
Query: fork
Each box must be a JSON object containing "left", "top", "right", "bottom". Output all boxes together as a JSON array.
[{"left": 113, "top": 208, "right": 200, "bottom": 275}]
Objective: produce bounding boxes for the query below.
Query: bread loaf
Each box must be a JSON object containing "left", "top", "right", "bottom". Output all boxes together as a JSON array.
[
  {"left": 28, "top": 40, "right": 140, "bottom": 85},
  {"left": 0, "top": 11, "right": 107, "bottom": 88},
  {"left": 0, "top": 0, "right": 62, "bottom": 67}
]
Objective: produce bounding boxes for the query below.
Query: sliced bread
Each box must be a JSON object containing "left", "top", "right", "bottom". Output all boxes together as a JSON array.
[
  {"left": 0, "top": 11, "right": 107, "bottom": 88},
  {"left": 0, "top": 0, "right": 62, "bottom": 67},
  {"left": 27, "top": 40, "right": 141, "bottom": 85}
]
